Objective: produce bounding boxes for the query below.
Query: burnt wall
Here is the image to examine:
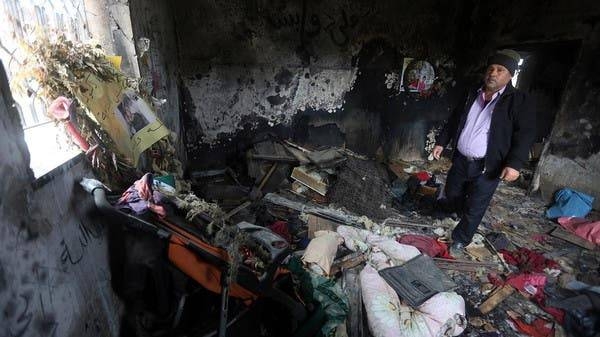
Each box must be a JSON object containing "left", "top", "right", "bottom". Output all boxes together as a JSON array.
[
  {"left": 129, "top": 0, "right": 185, "bottom": 162},
  {"left": 536, "top": 24, "right": 600, "bottom": 209},
  {"left": 0, "top": 64, "right": 122, "bottom": 337},
  {"left": 171, "top": 0, "right": 600, "bottom": 168},
  {"left": 173, "top": 0, "right": 467, "bottom": 166},
  {"left": 83, "top": 0, "right": 140, "bottom": 78},
  {"left": 0, "top": 0, "right": 145, "bottom": 334}
]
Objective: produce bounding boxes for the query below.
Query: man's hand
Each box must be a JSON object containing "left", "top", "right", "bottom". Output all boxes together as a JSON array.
[
  {"left": 500, "top": 167, "right": 520, "bottom": 182},
  {"left": 432, "top": 145, "right": 444, "bottom": 160}
]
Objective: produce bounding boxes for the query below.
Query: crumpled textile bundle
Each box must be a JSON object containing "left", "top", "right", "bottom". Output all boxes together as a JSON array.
[
  {"left": 496, "top": 248, "right": 564, "bottom": 323},
  {"left": 546, "top": 188, "right": 594, "bottom": 219},
  {"left": 558, "top": 217, "right": 600, "bottom": 245},
  {"left": 360, "top": 265, "right": 466, "bottom": 337},
  {"left": 499, "top": 247, "right": 559, "bottom": 273},
  {"left": 501, "top": 271, "right": 565, "bottom": 324},
  {"left": 337, "top": 226, "right": 466, "bottom": 337},
  {"left": 287, "top": 256, "right": 349, "bottom": 337},
  {"left": 506, "top": 273, "right": 547, "bottom": 296},
  {"left": 509, "top": 314, "right": 555, "bottom": 337},
  {"left": 117, "top": 173, "right": 166, "bottom": 217},
  {"left": 337, "top": 225, "right": 421, "bottom": 266},
  {"left": 268, "top": 220, "right": 292, "bottom": 243},
  {"left": 397, "top": 234, "right": 452, "bottom": 259}
]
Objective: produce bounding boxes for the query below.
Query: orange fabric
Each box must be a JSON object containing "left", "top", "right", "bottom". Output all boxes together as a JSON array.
[
  {"left": 158, "top": 218, "right": 295, "bottom": 305},
  {"left": 161, "top": 219, "right": 229, "bottom": 260},
  {"left": 168, "top": 236, "right": 257, "bottom": 303}
]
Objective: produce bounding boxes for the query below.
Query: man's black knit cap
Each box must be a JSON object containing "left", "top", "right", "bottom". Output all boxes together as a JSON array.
[{"left": 487, "top": 49, "right": 520, "bottom": 76}]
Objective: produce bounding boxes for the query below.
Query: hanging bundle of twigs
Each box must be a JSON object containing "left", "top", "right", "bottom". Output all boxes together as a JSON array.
[{"left": 11, "top": 34, "right": 186, "bottom": 190}]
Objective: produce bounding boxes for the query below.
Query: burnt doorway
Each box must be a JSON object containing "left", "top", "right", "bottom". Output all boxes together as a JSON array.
[
  {"left": 507, "top": 40, "right": 581, "bottom": 153},
  {"left": 503, "top": 40, "right": 581, "bottom": 188}
]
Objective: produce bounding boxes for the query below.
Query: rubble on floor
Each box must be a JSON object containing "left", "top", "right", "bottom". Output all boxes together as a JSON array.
[{"left": 94, "top": 139, "right": 600, "bottom": 337}]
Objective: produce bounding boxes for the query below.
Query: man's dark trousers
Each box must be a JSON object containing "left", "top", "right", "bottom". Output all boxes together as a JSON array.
[{"left": 445, "top": 153, "right": 500, "bottom": 245}]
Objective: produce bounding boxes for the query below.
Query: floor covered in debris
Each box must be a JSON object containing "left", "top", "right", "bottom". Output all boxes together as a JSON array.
[
  {"left": 143, "top": 137, "right": 599, "bottom": 337},
  {"left": 3, "top": 2, "right": 600, "bottom": 337}
]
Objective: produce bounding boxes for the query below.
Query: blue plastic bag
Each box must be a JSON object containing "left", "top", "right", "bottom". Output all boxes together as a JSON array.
[{"left": 546, "top": 188, "right": 595, "bottom": 219}]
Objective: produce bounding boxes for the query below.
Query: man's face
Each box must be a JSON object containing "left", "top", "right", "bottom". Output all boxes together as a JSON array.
[{"left": 484, "top": 64, "right": 512, "bottom": 92}]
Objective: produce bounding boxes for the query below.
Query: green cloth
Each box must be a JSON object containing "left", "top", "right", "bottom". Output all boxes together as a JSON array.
[{"left": 287, "top": 256, "right": 349, "bottom": 336}]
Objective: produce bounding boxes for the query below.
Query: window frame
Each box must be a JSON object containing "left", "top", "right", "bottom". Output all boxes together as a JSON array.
[{"left": 0, "top": 0, "right": 91, "bottom": 179}]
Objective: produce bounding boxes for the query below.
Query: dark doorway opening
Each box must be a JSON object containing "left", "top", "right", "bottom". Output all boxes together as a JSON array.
[
  {"left": 504, "top": 40, "right": 581, "bottom": 144},
  {"left": 499, "top": 40, "right": 581, "bottom": 190}
]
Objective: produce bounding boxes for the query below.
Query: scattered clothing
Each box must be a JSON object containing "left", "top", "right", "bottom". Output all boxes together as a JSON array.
[
  {"left": 415, "top": 171, "right": 432, "bottom": 182},
  {"left": 499, "top": 247, "right": 559, "bottom": 273},
  {"left": 336, "top": 225, "right": 421, "bottom": 269},
  {"left": 490, "top": 271, "right": 564, "bottom": 324},
  {"left": 117, "top": 173, "right": 166, "bottom": 217},
  {"left": 510, "top": 316, "right": 555, "bottom": 337},
  {"left": 497, "top": 248, "right": 565, "bottom": 323},
  {"left": 287, "top": 256, "right": 349, "bottom": 337},
  {"left": 546, "top": 188, "right": 594, "bottom": 219},
  {"left": 506, "top": 273, "right": 547, "bottom": 296},
  {"left": 397, "top": 234, "right": 452, "bottom": 259},
  {"left": 268, "top": 220, "right": 292, "bottom": 243},
  {"left": 557, "top": 217, "right": 600, "bottom": 245}
]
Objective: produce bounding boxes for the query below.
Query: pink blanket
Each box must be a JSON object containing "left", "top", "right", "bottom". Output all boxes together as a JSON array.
[{"left": 558, "top": 217, "right": 600, "bottom": 245}]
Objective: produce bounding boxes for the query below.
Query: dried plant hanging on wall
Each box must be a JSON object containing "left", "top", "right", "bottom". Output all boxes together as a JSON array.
[{"left": 11, "top": 34, "right": 187, "bottom": 191}]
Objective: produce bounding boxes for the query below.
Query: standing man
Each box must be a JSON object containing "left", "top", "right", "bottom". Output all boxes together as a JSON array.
[{"left": 432, "top": 49, "right": 536, "bottom": 257}]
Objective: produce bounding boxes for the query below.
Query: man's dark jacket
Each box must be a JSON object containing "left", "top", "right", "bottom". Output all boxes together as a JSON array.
[{"left": 435, "top": 83, "right": 536, "bottom": 178}]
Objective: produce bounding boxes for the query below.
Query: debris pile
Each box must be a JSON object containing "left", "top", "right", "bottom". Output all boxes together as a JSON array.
[{"left": 25, "top": 36, "right": 598, "bottom": 337}]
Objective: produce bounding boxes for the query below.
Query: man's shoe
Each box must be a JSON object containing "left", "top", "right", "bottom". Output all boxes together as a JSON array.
[{"left": 449, "top": 242, "right": 465, "bottom": 258}]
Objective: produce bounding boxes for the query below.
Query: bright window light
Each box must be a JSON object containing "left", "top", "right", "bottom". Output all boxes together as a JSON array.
[
  {"left": 512, "top": 58, "right": 524, "bottom": 87},
  {"left": 1, "top": 0, "right": 89, "bottom": 178},
  {"left": 23, "top": 122, "right": 80, "bottom": 177}
]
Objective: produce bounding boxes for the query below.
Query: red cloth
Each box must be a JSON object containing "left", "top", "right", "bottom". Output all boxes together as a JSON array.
[
  {"left": 492, "top": 248, "right": 565, "bottom": 324},
  {"left": 488, "top": 271, "right": 565, "bottom": 324},
  {"left": 557, "top": 217, "right": 600, "bottom": 245},
  {"left": 499, "top": 248, "right": 559, "bottom": 273},
  {"left": 506, "top": 273, "right": 547, "bottom": 294},
  {"left": 414, "top": 171, "right": 432, "bottom": 182},
  {"left": 510, "top": 317, "right": 555, "bottom": 337},
  {"left": 268, "top": 221, "right": 292, "bottom": 243},
  {"left": 397, "top": 235, "right": 452, "bottom": 258},
  {"left": 535, "top": 300, "right": 564, "bottom": 324}
]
